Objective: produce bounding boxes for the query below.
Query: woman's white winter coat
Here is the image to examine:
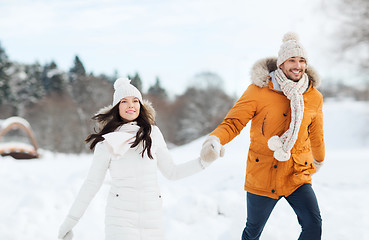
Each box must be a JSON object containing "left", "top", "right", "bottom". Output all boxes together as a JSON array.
[{"left": 65, "top": 125, "right": 205, "bottom": 240}]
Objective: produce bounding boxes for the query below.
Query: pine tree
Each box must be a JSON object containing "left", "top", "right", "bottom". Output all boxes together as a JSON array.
[
  {"left": 0, "top": 42, "right": 12, "bottom": 104},
  {"left": 7, "top": 63, "right": 44, "bottom": 116},
  {"left": 147, "top": 77, "right": 167, "bottom": 99},
  {"left": 42, "top": 61, "right": 65, "bottom": 94},
  {"left": 129, "top": 72, "right": 143, "bottom": 92},
  {"left": 25, "top": 63, "right": 45, "bottom": 100},
  {"left": 112, "top": 69, "right": 119, "bottom": 82},
  {"left": 69, "top": 55, "right": 86, "bottom": 79}
]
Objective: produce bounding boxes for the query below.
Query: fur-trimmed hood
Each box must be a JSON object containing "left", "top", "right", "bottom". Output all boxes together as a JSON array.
[
  {"left": 250, "top": 57, "right": 321, "bottom": 88},
  {"left": 94, "top": 99, "right": 156, "bottom": 131}
]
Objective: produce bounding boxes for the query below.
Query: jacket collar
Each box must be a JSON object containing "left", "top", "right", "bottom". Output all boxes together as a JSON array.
[
  {"left": 250, "top": 57, "right": 321, "bottom": 88},
  {"left": 267, "top": 77, "right": 313, "bottom": 94}
]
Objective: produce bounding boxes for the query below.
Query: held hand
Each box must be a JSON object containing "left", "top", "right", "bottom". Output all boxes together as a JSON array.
[
  {"left": 58, "top": 216, "right": 78, "bottom": 240},
  {"left": 200, "top": 135, "right": 225, "bottom": 162}
]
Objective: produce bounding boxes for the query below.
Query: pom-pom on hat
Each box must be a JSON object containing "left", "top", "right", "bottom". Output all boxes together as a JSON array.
[
  {"left": 113, "top": 78, "right": 143, "bottom": 106},
  {"left": 277, "top": 32, "right": 308, "bottom": 67}
]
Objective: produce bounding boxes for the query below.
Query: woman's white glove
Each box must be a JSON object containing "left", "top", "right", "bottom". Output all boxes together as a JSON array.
[
  {"left": 58, "top": 216, "right": 78, "bottom": 240},
  {"left": 59, "top": 231, "right": 73, "bottom": 240},
  {"left": 313, "top": 159, "right": 324, "bottom": 173},
  {"left": 200, "top": 135, "right": 225, "bottom": 162}
]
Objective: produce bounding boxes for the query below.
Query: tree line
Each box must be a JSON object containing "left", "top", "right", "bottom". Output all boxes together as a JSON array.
[{"left": 0, "top": 44, "right": 235, "bottom": 153}]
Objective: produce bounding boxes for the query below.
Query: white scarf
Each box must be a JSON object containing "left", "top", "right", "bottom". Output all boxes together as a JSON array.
[
  {"left": 103, "top": 122, "right": 140, "bottom": 157},
  {"left": 268, "top": 68, "right": 309, "bottom": 161}
]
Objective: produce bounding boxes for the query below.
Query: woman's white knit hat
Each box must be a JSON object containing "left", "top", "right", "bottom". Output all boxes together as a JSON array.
[
  {"left": 277, "top": 32, "right": 308, "bottom": 67},
  {"left": 113, "top": 78, "right": 143, "bottom": 106}
]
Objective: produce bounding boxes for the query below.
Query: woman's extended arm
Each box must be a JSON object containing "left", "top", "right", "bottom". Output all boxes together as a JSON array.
[
  {"left": 152, "top": 126, "right": 209, "bottom": 180},
  {"left": 156, "top": 147, "right": 207, "bottom": 180}
]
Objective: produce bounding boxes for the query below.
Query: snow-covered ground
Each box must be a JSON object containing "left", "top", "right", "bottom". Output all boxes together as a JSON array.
[{"left": 1, "top": 99, "right": 369, "bottom": 240}]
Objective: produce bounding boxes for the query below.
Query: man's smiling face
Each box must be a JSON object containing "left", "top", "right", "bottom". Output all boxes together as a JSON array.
[{"left": 279, "top": 56, "right": 307, "bottom": 82}]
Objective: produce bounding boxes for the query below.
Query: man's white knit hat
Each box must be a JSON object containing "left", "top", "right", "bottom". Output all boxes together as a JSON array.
[
  {"left": 277, "top": 32, "right": 308, "bottom": 67},
  {"left": 112, "top": 77, "right": 143, "bottom": 106}
]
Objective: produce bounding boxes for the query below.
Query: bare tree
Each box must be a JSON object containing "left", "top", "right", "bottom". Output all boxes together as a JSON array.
[
  {"left": 335, "top": 0, "right": 369, "bottom": 72},
  {"left": 169, "top": 72, "right": 235, "bottom": 145},
  {"left": 24, "top": 92, "right": 85, "bottom": 153}
]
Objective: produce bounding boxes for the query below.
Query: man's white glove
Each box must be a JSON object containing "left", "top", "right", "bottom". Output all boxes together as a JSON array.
[
  {"left": 200, "top": 135, "right": 225, "bottom": 162},
  {"left": 313, "top": 159, "right": 324, "bottom": 173},
  {"left": 58, "top": 216, "right": 78, "bottom": 240}
]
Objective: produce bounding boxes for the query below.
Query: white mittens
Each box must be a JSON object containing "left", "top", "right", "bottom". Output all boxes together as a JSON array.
[
  {"left": 200, "top": 135, "right": 225, "bottom": 162},
  {"left": 58, "top": 216, "right": 78, "bottom": 240},
  {"left": 313, "top": 159, "right": 324, "bottom": 173}
]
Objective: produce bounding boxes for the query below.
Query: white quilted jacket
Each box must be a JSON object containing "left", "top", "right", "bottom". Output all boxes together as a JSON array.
[{"left": 65, "top": 125, "right": 205, "bottom": 240}]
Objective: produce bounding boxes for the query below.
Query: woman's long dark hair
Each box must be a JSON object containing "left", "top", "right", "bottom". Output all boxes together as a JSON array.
[{"left": 85, "top": 102, "right": 153, "bottom": 159}]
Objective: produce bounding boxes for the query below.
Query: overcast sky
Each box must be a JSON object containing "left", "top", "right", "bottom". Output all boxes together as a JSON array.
[{"left": 0, "top": 0, "right": 345, "bottom": 96}]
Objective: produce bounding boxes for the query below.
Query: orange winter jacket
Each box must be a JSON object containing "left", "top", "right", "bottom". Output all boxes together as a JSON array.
[{"left": 211, "top": 58, "right": 325, "bottom": 199}]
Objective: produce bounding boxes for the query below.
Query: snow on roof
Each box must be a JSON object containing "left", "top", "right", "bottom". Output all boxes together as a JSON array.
[{"left": 0, "top": 117, "right": 31, "bottom": 129}]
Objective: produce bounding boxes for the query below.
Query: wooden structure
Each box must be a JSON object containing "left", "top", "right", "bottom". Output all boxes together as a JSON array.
[{"left": 0, "top": 117, "right": 39, "bottom": 159}]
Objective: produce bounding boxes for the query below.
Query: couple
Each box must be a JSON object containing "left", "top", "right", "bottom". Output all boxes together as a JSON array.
[{"left": 58, "top": 32, "right": 325, "bottom": 240}]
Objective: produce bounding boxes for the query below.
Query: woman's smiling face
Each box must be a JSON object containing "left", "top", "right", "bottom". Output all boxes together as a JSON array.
[{"left": 118, "top": 96, "right": 140, "bottom": 121}]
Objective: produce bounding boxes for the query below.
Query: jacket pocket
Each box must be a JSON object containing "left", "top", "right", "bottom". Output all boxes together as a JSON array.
[
  {"left": 291, "top": 152, "right": 314, "bottom": 184},
  {"left": 261, "top": 115, "right": 267, "bottom": 136},
  {"left": 245, "top": 151, "right": 274, "bottom": 191},
  {"left": 261, "top": 113, "right": 289, "bottom": 138}
]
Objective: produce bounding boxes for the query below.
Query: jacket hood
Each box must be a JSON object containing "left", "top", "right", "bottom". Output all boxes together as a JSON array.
[
  {"left": 250, "top": 57, "right": 321, "bottom": 88},
  {"left": 95, "top": 99, "right": 156, "bottom": 131}
]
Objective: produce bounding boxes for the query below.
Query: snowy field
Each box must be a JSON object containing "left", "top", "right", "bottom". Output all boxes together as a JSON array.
[{"left": 0, "top": 99, "right": 369, "bottom": 240}]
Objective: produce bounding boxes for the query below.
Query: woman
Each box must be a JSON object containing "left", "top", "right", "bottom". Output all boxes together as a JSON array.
[{"left": 58, "top": 78, "right": 209, "bottom": 240}]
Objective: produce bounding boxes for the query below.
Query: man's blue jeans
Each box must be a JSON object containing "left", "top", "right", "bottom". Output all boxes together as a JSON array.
[{"left": 242, "top": 184, "right": 322, "bottom": 240}]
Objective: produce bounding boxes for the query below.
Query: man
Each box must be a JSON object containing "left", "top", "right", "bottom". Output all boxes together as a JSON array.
[{"left": 201, "top": 32, "right": 325, "bottom": 240}]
